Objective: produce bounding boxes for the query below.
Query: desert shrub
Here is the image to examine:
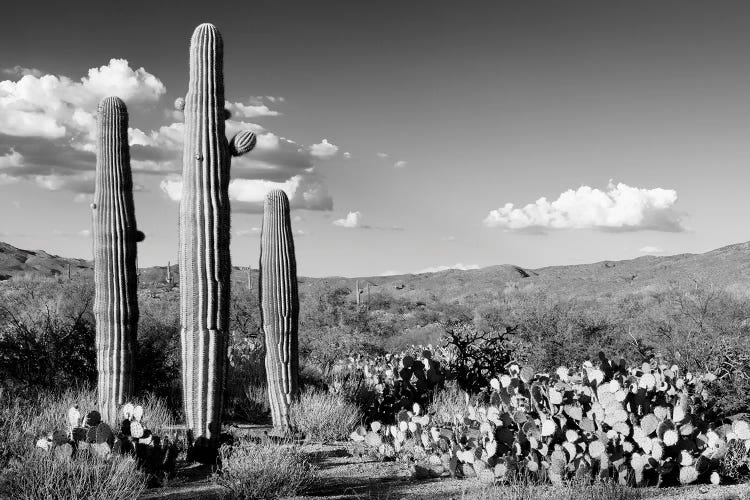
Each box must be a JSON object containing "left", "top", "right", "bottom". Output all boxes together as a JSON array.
[
  {"left": 719, "top": 438, "right": 750, "bottom": 483},
  {"left": 1, "top": 448, "right": 147, "bottom": 500},
  {"left": 135, "top": 291, "right": 181, "bottom": 411},
  {"left": 428, "top": 380, "right": 469, "bottom": 428},
  {"left": 468, "top": 477, "right": 643, "bottom": 500},
  {"left": 290, "top": 389, "right": 362, "bottom": 442},
  {"left": 213, "top": 439, "right": 314, "bottom": 499},
  {"left": 0, "top": 276, "right": 97, "bottom": 391},
  {"left": 441, "top": 321, "right": 517, "bottom": 393},
  {"left": 226, "top": 335, "right": 269, "bottom": 423}
]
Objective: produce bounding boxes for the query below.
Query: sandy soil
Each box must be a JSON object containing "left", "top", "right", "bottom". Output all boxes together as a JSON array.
[{"left": 140, "top": 439, "right": 750, "bottom": 500}]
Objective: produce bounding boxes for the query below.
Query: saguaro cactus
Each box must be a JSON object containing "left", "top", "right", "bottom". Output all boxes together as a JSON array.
[
  {"left": 179, "top": 23, "right": 256, "bottom": 450},
  {"left": 259, "top": 189, "right": 300, "bottom": 431},
  {"left": 93, "top": 96, "right": 142, "bottom": 424}
]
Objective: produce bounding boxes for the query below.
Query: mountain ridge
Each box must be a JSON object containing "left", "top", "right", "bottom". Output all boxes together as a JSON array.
[{"left": 1, "top": 240, "right": 749, "bottom": 304}]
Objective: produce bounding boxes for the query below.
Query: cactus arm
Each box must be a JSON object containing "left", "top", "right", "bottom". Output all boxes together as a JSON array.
[
  {"left": 228, "top": 131, "right": 257, "bottom": 157},
  {"left": 93, "top": 96, "right": 139, "bottom": 425}
]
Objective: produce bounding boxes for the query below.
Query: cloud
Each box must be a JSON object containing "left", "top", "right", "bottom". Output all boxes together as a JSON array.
[
  {"left": 226, "top": 101, "right": 281, "bottom": 118},
  {"left": 0, "top": 58, "right": 164, "bottom": 141},
  {"left": 0, "top": 59, "right": 165, "bottom": 193},
  {"left": 331, "top": 211, "right": 403, "bottom": 230},
  {"left": 376, "top": 152, "right": 389, "bottom": 159},
  {"left": 3, "top": 66, "right": 43, "bottom": 78},
  {"left": 343, "top": 152, "right": 351, "bottom": 159},
  {"left": 394, "top": 160, "right": 407, "bottom": 168},
  {"left": 417, "top": 263, "right": 480, "bottom": 274},
  {"left": 639, "top": 246, "right": 664, "bottom": 254},
  {"left": 483, "top": 182, "right": 685, "bottom": 232},
  {"left": 380, "top": 263, "right": 480, "bottom": 276},
  {"left": 235, "top": 227, "right": 261, "bottom": 237},
  {"left": 309, "top": 139, "right": 339, "bottom": 159},
  {"left": 380, "top": 270, "right": 402, "bottom": 276},
  {"left": 333, "top": 211, "right": 363, "bottom": 228},
  {"left": 161, "top": 174, "right": 332, "bottom": 213},
  {"left": 0, "top": 148, "right": 22, "bottom": 168},
  {"left": 52, "top": 229, "right": 91, "bottom": 238}
]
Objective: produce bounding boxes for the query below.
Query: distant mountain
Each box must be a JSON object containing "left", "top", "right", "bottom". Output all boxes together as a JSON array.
[{"left": 1, "top": 240, "right": 749, "bottom": 304}]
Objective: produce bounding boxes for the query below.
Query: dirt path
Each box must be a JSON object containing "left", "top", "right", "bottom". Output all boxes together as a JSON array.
[{"left": 140, "top": 441, "right": 750, "bottom": 500}]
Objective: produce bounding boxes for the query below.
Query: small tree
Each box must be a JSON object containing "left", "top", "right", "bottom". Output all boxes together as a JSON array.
[{"left": 440, "top": 320, "right": 517, "bottom": 394}]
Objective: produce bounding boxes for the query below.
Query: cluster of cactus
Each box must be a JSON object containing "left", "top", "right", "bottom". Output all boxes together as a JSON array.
[
  {"left": 259, "top": 189, "right": 300, "bottom": 432},
  {"left": 92, "top": 96, "right": 143, "bottom": 425},
  {"left": 178, "top": 22, "right": 256, "bottom": 451},
  {"left": 350, "top": 350, "right": 750, "bottom": 487},
  {"left": 332, "top": 348, "right": 446, "bottom": 424},
  {"left": 35, "top": 403, "right": 178, "bottom": 483}
]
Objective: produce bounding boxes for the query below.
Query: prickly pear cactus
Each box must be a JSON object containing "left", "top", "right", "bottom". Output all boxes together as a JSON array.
[
  {"left": 178, "top": 23, "right": 256, "bottom": 451},
  {"left": 93, "top": 96, "right": 142, "bottom": 425},
  {"left": 259, "top": 189, "right": 299, "bottom": 431}
]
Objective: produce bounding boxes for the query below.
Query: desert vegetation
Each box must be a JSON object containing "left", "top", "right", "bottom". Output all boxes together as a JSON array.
[{"left": 1, "top": 19, "right": 749, "bottom": 500}]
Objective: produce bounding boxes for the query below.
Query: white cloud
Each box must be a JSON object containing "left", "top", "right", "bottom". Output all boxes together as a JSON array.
[
  {"left": 333, "top": 211, "right": 362, "bottom": 228},
  {"left": 159, "top": 176, "right": 182, "bottom": 201},
  {"left": 161, "top": 174, "right": 332, "bottom": 212},
  {"left": 380, "top": 270, "right": 402, "bottom": 276},
  {"left": 0, "top": 59, "right": 164, "bottom": 140},
  {"left": 52, "top": 228, "right": 92, "bottom": 238},
  {"left": 483, "top": 182, "right": 684, "bottom": 232},
  {"left": 309, "top": 139, "right": 339, "bottom": 159},
  {"left": 639, "top": 246, "right": 664, "bottom": 253},
  {"left": 0, "top": 149, "right": 22, "bottom": 168},
  {"left": 235, "top": 227, "right": 261, "bottom": 237},
  {"left": 343, "top": 152, "right": 351, "bottom": 159},
  {"left": 417, "top": 263, "right": 480, "bottom": 274},
  {"left": 227, "top": 101, "right": 281, "bottom": 118},
  {"left": 394, "top": 160, "right": 407, "bottom": 168},
  {"left": 376, "top": 152, "right": 389, "bottom": 159}
]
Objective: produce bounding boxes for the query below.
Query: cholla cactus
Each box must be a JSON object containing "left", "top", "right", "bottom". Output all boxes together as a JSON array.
[
  {"left": 93, "top": 96, "right": 142, "bottom": 425},
  {"left": 179, "top": 23, "right": 256, "bottom": 451},
  {"left": 259, "top": 189, "right": 299, "bottom": 431}
]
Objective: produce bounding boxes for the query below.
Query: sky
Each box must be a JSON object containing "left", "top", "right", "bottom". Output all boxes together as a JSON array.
[{"left": 2, "top": 1, "right": 750, "bottom": 277}]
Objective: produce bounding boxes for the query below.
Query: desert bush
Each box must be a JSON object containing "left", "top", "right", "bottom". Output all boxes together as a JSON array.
[
  {"left": 226, "top": 335, "right": 269, "bottom": 423},
  {"left": 135, "top": 291, "right": 181, "bottom": 411},
  {"left": 441, "top": 321, "right": 517, "bottom": 393},
  {"left": 1, "top": 448, "right": 147, "bottom": 500},
  {"left": 719, "top": 438, "right": 750, "bottom": 483},
  {"left": 468, "top": 477, "right": 643, "bottom": 500},
  {"left": 0, "top": 276, "right": 97, "bottom": 391},
  {"left": 213, "top": 439, "right": 314, "bottom": 499},
  {"left": 290, "top": 389, "right": 363, "bottom": 442},
  {"left": 428, "top": 381, "right": 469, "bottom": 428}
]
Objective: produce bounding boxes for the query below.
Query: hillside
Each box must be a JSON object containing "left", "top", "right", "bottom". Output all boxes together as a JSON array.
[{"left": 1, "top": 240, "right": 750, "bottom": 305}]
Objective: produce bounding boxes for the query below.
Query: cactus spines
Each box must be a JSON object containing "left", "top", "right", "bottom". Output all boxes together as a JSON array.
[
  {"left": 93, "top": 96, "right": 140, "bottom": 425},
  {"left": 259, "top": 189, "right": 299, "bottom": 431},
  {"left": 179, "top": 23, "right": 256, "bottom": 451}
]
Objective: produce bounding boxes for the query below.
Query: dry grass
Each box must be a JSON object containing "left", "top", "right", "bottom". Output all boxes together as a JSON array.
[
  {"left": 464, "top": 478, "right": 645, "bottom": 500},
  {"left": 290, "top": 389, "right": 363, "bottom": 442},
  {"left": 428, "top": 381, "right": 469, "bottom": 428},
  {"left": 213, "top": 438, "right": 315, "bottom": 499},
  {"left": 1, "top": 448, "right": 146, "bottom": 500}
]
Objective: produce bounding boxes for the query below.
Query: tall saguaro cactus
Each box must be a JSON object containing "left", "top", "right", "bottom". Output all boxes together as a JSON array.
[
  {"left": 259, "top": 189, "right": 300, "bottom": 431},
  {"left": 93, "top": 96, "right": 142, "bottom": 425},
  {"left": 179, "top": 23, "right": 256, "bottom": 450}
]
